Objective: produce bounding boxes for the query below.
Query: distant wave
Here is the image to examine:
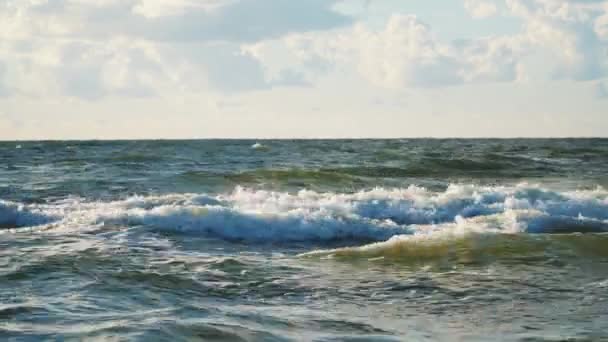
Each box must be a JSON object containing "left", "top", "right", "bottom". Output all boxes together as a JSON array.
[
  {"left": 173, "top": 158, "right": 560, "bottom": 186},
  {"left": 107, "top": 153, "right": 166, "bottom": 163},
  {"left": 2, "top": 184, "right": 608, "bottom": 244},
  {"left": 300, "top": 227, "right": 608, "bottom": 262},
  {"left": 251, "top": 142, "right": 268, "bottom": 150},
  {"left": 174, "top": 162, "right": 555, "bottom": 190}
]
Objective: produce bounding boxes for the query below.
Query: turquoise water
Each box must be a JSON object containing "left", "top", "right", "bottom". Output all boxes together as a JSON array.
[{"left": 1, "top": 139, "right": 608, "bottom": 341}]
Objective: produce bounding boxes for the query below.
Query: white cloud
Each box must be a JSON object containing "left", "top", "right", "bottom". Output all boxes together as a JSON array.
[
  {"left": 0, "top": 0, "right": 351, "bottom": 43},
  {"left": 246, "top": 0, "right": 608, "bottom": 89},
  {"left": 350, "top": 16, "right": 462, "bottom": 88},
  {"left": 595, "top": 3, "right": 608, "bottom": 40},
  {"left": 131, "top": 0, "right": 233, "bottom": 18},
  {"left": 2, "top": 0, "right": 606, "bottom": 99},
  {"left": 0, "top": 0, "right": 351, "bottom": 99},
  {"left": 246, "top": 14, "right": 525, "bottom": 89},
  {"left": 464, "top": 0, "right": 498, "bottom": 18},
  {"left": 0, "top": 36, "right": 175, "bottom": 99},
  {"left": 506, "top": 0, "right": 608, "bottom": 81}
]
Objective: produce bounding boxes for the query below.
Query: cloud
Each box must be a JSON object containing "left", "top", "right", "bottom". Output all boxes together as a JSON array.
[
  {"left": 341, "top": 15, "right": 521, "bottom": 87},
  {"left": 246, "top": 0, "right": 608, "bottom": 90},
  {"left": 191, "top": 43, "right": 268, "bottom": 92},
  {"left": 1, "top": 0, "right": 607, "bottom": 100},
  {"left": 464, "top": 0, "right": 499, "bottom": 18},
  {"left": 0, "top": 0, "right": 349, "bottom": 99},
  {"left": 0, "top": 37, "right": 169, "bottom": 99},
  {"left": 350, "top": 16, "right": 462, "bottom": 88},
  {"left": 131, "top": 0, "right": 234, "bottom": 19},
  {"left": 129, "top": 0, "right": 352, "bottom": 43},
  {"left": 594, "top": 2, "right": 608, "bottom": 41},
  {"left": 246, "top": 14, "right": 524, "bottom": 89},
  {"left": 2, "top": 0, "right": 351, "bottom": 43},
  {"left": 506, "top": 0, "right": 608, "bottom": 81}
]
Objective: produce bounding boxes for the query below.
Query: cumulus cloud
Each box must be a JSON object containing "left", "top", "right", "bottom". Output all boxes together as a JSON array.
[
  {"left": 464, "top": 0, "right": 499, "bottom": 18},
  {"left": 0, "top": 0, "right": 607, "bottom": 99},
  {"left": 246, "top": 0, "right": 608, "bottom": 89},
  {"left": 0, "top": 0, "right": 350, "bottom": 99},
  {"left": 506, "top": 0, "right": 608, "bottom": 81},
  {"left": 594, "top": 2, "right": 608, "bottom": 40},
  {"left": 0, "top": 36, "right": 171, "bottom": 99},
  {"left": 349, "top": 16, "right": 462, "bottom": 88},
  {"left": 246, "top": 14, "right": 525, "bottom": 89},
  {"left": 1, "top": 0, "right": 351, "bottom": 43},
  {"left": 131, "top": 0, "right": 234, "bottom": 18}
]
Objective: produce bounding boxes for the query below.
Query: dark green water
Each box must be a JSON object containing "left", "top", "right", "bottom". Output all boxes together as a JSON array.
[{"left": 1, "top": 139, "right": 608, "bottom": 341}]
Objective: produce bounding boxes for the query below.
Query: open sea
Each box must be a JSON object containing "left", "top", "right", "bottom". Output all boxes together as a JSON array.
[{"left": 1, "top": 139, "right": 608, "bottom": 341}]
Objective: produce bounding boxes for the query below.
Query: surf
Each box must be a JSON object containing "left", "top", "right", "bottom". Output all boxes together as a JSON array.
[{"left": 2, "top": 184, "right": 607, "bottom": 244}]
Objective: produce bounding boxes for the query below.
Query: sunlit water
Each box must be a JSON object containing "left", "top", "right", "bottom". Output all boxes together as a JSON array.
[{"left": 1, "top": 139, "right": 607, "bottom": 341}]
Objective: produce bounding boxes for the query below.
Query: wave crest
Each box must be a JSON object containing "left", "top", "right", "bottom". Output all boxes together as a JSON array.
[
  {"left": 2, "top": 184, "right": 607, "bottom": 242},
  {"left": 0, "top": 200, "right": 58, "bottom": 229}
]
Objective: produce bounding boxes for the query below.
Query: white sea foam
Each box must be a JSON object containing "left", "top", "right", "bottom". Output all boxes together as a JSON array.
[
  {"left": 1, "top": 184, "right": 607, "bottom": 242},
  {"left": 0, "top": 200, "right": 58, "bottom": 229}
]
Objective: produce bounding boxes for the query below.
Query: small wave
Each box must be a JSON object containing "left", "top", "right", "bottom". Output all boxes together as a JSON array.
[
  {"left": 251, "top": 142, "right": 268, "bottom": 150},
  {"left": 225, "top": 169, "right": 362, "bottom": 188},
  {"left": 0, "top": 305, "right": 48, "bottom": 319},
  {"left": 300, "top": 217, "right": 608, "bottom": 262},
  {"left": 148, "top": 322, "right": 285, "bottom": 341},
  {"left": 548, "top": 146, "right": 608, "bottom": 158},
  {"left": 321, "top": 159, "right": 524, "bottom": 178},
  {"left": 108, "top": 153, "right": 164, "bottom": 163},
  {"left": 0, "top": 200, "right": 58, "bottom": 229},
  {"left": 2, "top": 184, "right": 607, "bottom": 243}
]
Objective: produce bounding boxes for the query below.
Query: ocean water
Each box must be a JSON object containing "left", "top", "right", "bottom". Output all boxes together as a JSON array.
[{"left": 1, "top": 139, "right": 608, "bottom": 341}]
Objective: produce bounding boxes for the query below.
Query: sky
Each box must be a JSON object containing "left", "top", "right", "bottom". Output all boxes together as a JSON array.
[{"left": 0, "top": 0, "right": 607, "bottom": 139}]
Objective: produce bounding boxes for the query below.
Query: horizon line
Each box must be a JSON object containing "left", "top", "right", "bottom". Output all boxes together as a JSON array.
[{"left": 2, "top": 136, "right": 608, "bottom": 142}]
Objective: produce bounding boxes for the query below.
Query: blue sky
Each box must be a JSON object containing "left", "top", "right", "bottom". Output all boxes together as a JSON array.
[{"left": 0, "top": 0, "right": 607, "bottom": 139}]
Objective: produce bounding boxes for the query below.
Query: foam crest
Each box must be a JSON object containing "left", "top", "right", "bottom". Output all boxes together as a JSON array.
[
  {"left": 2, "top": 184, "right": 607, "bottom": 242},
  {"left": 301, "top": 210, "right": 608, "bottom": 260},
  {"left": 0, "top": 200, "right": 57, "bottom": 229}
]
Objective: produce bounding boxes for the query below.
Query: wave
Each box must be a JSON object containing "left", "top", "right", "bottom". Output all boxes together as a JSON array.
[
  {"left": 294, "top": 158, "right": 550, "bottom": 179},
  {"left": 108, "top": 153, "right": 165, "bottom": 163},
  {"left": 0, "top": 200, "right": 58, "bottom": 229},
  {"left": 251, "top": 142, "right": 269, "bottom": 150},
  {"left": 225, "top": 169, "right": 363, "bottom": 187},
  {"left": 1, "top": 184, "right": 607, "bottom": 244},
  {"left": 176, "top": 162, "right": 554, "bottom": 191},
  {"left": 300, "top": 217, "right": 608, "bottom": 262},
  {"left": 175, "top": 169, "right": 364, "bottom": 189}
]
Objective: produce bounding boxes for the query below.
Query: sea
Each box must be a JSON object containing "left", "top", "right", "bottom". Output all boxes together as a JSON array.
[{"left": 1, "top": 139, "right": 607, "bottom": 341}]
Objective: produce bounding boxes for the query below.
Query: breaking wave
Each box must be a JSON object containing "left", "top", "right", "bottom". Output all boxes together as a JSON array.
[
  {"left": 2, "top": 184, "right": 608, "bottom": 244},
  {"left": 0, "top": 200, "right": 58, "bottom": 229}
]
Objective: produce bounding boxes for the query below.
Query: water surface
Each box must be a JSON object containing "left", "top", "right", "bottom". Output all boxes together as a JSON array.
[{"left": 1, "top": 139, "right": 608, "bottom": 341}]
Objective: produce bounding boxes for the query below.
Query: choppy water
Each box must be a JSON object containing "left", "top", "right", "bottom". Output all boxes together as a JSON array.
[{"left": 1, "top": 139, "right": 608, "bottom": 341}]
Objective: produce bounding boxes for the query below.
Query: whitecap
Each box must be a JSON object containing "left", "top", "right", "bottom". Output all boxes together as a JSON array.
[
  {"left": 2, "top": 184, "right": 607, "bottom": 243},
  {"left": 251, "top": 142, "right": 268, "bottom": 150},
  {"left": 0, "top": 200, "right": 58, "bottom": 229}
]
